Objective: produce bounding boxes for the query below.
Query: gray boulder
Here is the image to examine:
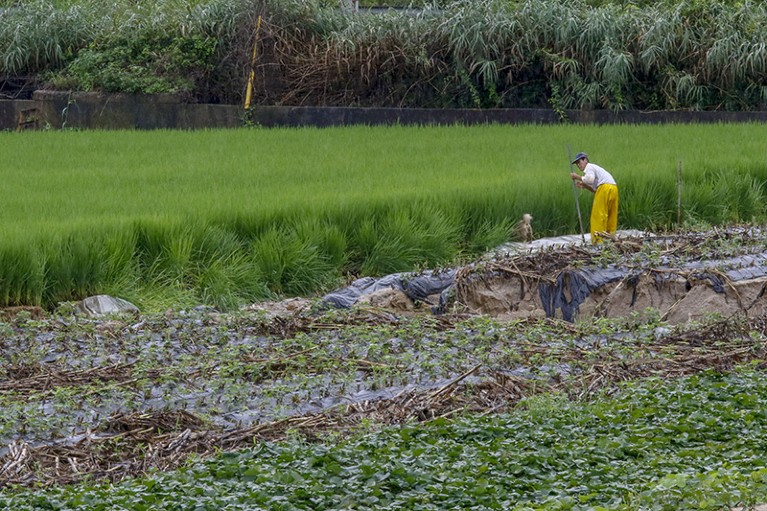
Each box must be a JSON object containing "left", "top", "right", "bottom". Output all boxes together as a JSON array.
[{"left": 77, "top": 295, "right": 139, "bottom": 318}]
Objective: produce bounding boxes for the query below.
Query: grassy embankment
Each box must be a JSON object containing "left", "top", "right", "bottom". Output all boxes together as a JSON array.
[{"left": 1, "top": 122, "right": 766, "bottom": 311}]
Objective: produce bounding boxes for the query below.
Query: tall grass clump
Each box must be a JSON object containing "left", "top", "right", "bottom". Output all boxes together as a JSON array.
[
  {"left": 2, "top": 0, "right": 766, "bottom": 108},
  {"left": 0, "top": 242, "right": 45, "bottom": 307},
  {"left": 0, "top": 0, "right": 99, "bottom": 75},
  {"left": 250, "top": 0, "right": 767, "bottom": 110}
]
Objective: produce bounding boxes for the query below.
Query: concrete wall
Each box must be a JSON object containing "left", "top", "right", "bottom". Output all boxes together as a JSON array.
[
  {"left": 1, "top": 90, "right": 766, "bottom": 131},
  {"left": 0, "top": 99, "right": 38, "bottom": 130}
]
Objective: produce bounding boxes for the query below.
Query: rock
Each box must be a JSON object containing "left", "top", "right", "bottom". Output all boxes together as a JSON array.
[{"left": 77, "top": 295, "right": 139, "bottom": 318}]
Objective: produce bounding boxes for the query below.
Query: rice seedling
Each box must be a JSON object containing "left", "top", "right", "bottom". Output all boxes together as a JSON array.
[
  {"left": 249, "top": 226, "right": 338, "bottom": 296},
  {"left": 0, "top": 242, "right": 45, "bottom": 306}
]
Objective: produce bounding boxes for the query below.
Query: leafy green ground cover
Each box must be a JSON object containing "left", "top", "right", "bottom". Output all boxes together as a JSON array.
[
  {"left": 97, "top": 370, "right": 767, "bottom": 510},
  {"left": 1, "top": 297, "right": 767, "bottom": 508},
  {"left": 4, "top": 363, "right": 767, "bottom": 509}
]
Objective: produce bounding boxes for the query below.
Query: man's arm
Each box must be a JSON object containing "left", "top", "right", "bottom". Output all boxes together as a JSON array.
[{"left": 570, "top": 172, "right": 596, "bottom": 193}]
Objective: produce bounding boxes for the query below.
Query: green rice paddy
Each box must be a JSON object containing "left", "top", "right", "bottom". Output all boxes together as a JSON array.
[{"left": 1, "top": 123, "right": 766, "bottom": 310}]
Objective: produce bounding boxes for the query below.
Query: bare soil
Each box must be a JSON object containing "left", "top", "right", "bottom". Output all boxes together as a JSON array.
[{"left": 455, "top": 228, "right": 767, "bottom": 324}]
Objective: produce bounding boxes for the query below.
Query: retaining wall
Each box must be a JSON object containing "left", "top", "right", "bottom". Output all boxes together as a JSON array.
[{"left": 2, "top": 90, "right": 767, "bottom": 130}]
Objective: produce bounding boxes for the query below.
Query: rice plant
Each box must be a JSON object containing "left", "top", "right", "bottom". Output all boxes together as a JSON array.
[
  {"left": 0, "top": 123, "right": 766, "bottom": 309},
  {"left": 355, "top": 210, "right": 427, "bottom": 275},
  {"left": 0, "top": 242, "right": 45, "bottom": 306},
  {"left": 249, "top": 226, "right": 339, "bottom": 296}
]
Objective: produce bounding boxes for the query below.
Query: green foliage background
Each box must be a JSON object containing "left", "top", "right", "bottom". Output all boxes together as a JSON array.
[{"left": 1, "top": 0, "right": 765, "bottom": 109}]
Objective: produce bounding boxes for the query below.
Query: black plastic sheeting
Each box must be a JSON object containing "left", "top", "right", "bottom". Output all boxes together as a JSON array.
[
  {"left": 323, "top": 245, "right": 767, "bottom": 321},
  {"left": 322, "top": 269, "right": 457, "bottom": 310},
  {"left": 539, "top": 251, "right": 767, "bottom": 322},
  {"left": 674, "top": 252, "right": 767, "bottom": 282},
  {"left": 538, "top": 267, "right": 627, "bottom": 322}
]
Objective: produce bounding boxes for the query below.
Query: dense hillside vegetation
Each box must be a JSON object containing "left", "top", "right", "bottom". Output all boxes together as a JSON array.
[{"left": 1, "top": 0, "right": 764, "bottom": 110}]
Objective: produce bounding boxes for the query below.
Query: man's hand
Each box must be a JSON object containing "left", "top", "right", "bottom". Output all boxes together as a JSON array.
[{"left": 570, "top": 172, "right": 581, "bottom": 181}]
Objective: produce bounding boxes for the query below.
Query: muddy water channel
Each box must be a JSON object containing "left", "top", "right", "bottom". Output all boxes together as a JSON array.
[{"left": 3, "top": 228, "right": 767, "bottom": 486}]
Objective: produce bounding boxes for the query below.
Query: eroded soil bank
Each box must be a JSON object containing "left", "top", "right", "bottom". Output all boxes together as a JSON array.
[{"left": 455, "top": 228, "right": 767, "bottom": 324}]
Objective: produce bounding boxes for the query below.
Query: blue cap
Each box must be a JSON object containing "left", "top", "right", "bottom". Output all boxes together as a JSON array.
[{"left": 571, "top": 152, "right": 588, "bottom": 164}]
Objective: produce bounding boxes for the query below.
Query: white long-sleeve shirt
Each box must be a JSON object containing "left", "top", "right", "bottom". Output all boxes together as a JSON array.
[{"left": 582, "top": 163, "right": 617, "bottom": 189}]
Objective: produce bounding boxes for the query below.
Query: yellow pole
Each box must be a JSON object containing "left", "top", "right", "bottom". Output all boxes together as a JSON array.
[{"left": 244, "top": 15, "right": 262, "bottom": 110}]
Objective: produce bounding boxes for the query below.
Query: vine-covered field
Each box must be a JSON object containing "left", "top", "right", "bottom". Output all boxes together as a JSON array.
[
  {"left": 2, "top": 135, "right": 767, "bottom": 507},
  {"left": 2, "top": 297, "right": 767, "bottom": 509}
]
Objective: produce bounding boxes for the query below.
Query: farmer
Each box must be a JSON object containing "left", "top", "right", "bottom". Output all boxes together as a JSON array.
[{"left": 570, "top": 152, "right": 619, "bottom": 243}]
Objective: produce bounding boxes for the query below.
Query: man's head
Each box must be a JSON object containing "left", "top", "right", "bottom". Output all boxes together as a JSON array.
[{"left": 571, "top": 152, "right": 588, "bottom": 170}]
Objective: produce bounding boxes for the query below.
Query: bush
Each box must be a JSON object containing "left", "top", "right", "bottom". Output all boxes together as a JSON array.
[{"left": 49, "top": 33, "right": 217, "bottom": 97}]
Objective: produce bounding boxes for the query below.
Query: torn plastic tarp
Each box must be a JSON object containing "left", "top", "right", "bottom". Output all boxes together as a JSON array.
[
  {"left": 538, "top": 267, "right": 626, "bottom": 322},
  {"left": 652, "top": 252, "right": 767, "bottom": 292},
  {"left": 539, "top": 249, "right": 767, "bottom": 322},
  {"left": 322, "top": 269, "right": 457, "bottom": 309}
]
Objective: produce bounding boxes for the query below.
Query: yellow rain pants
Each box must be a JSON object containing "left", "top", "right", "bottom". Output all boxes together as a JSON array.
[{"left": 590, "top": 183, "right": 619, "bottom": 244}]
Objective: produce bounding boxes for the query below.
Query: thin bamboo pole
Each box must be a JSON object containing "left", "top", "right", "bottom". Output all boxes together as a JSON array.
[
  {"left": 677, "top": 160, "right": 683, "bottom": 229},
  {"left": 244, "top": 15, "right": 263, "bottom": 111},
  {"left": 567, "top": 145, "right": 586, "bottom": 244}
]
